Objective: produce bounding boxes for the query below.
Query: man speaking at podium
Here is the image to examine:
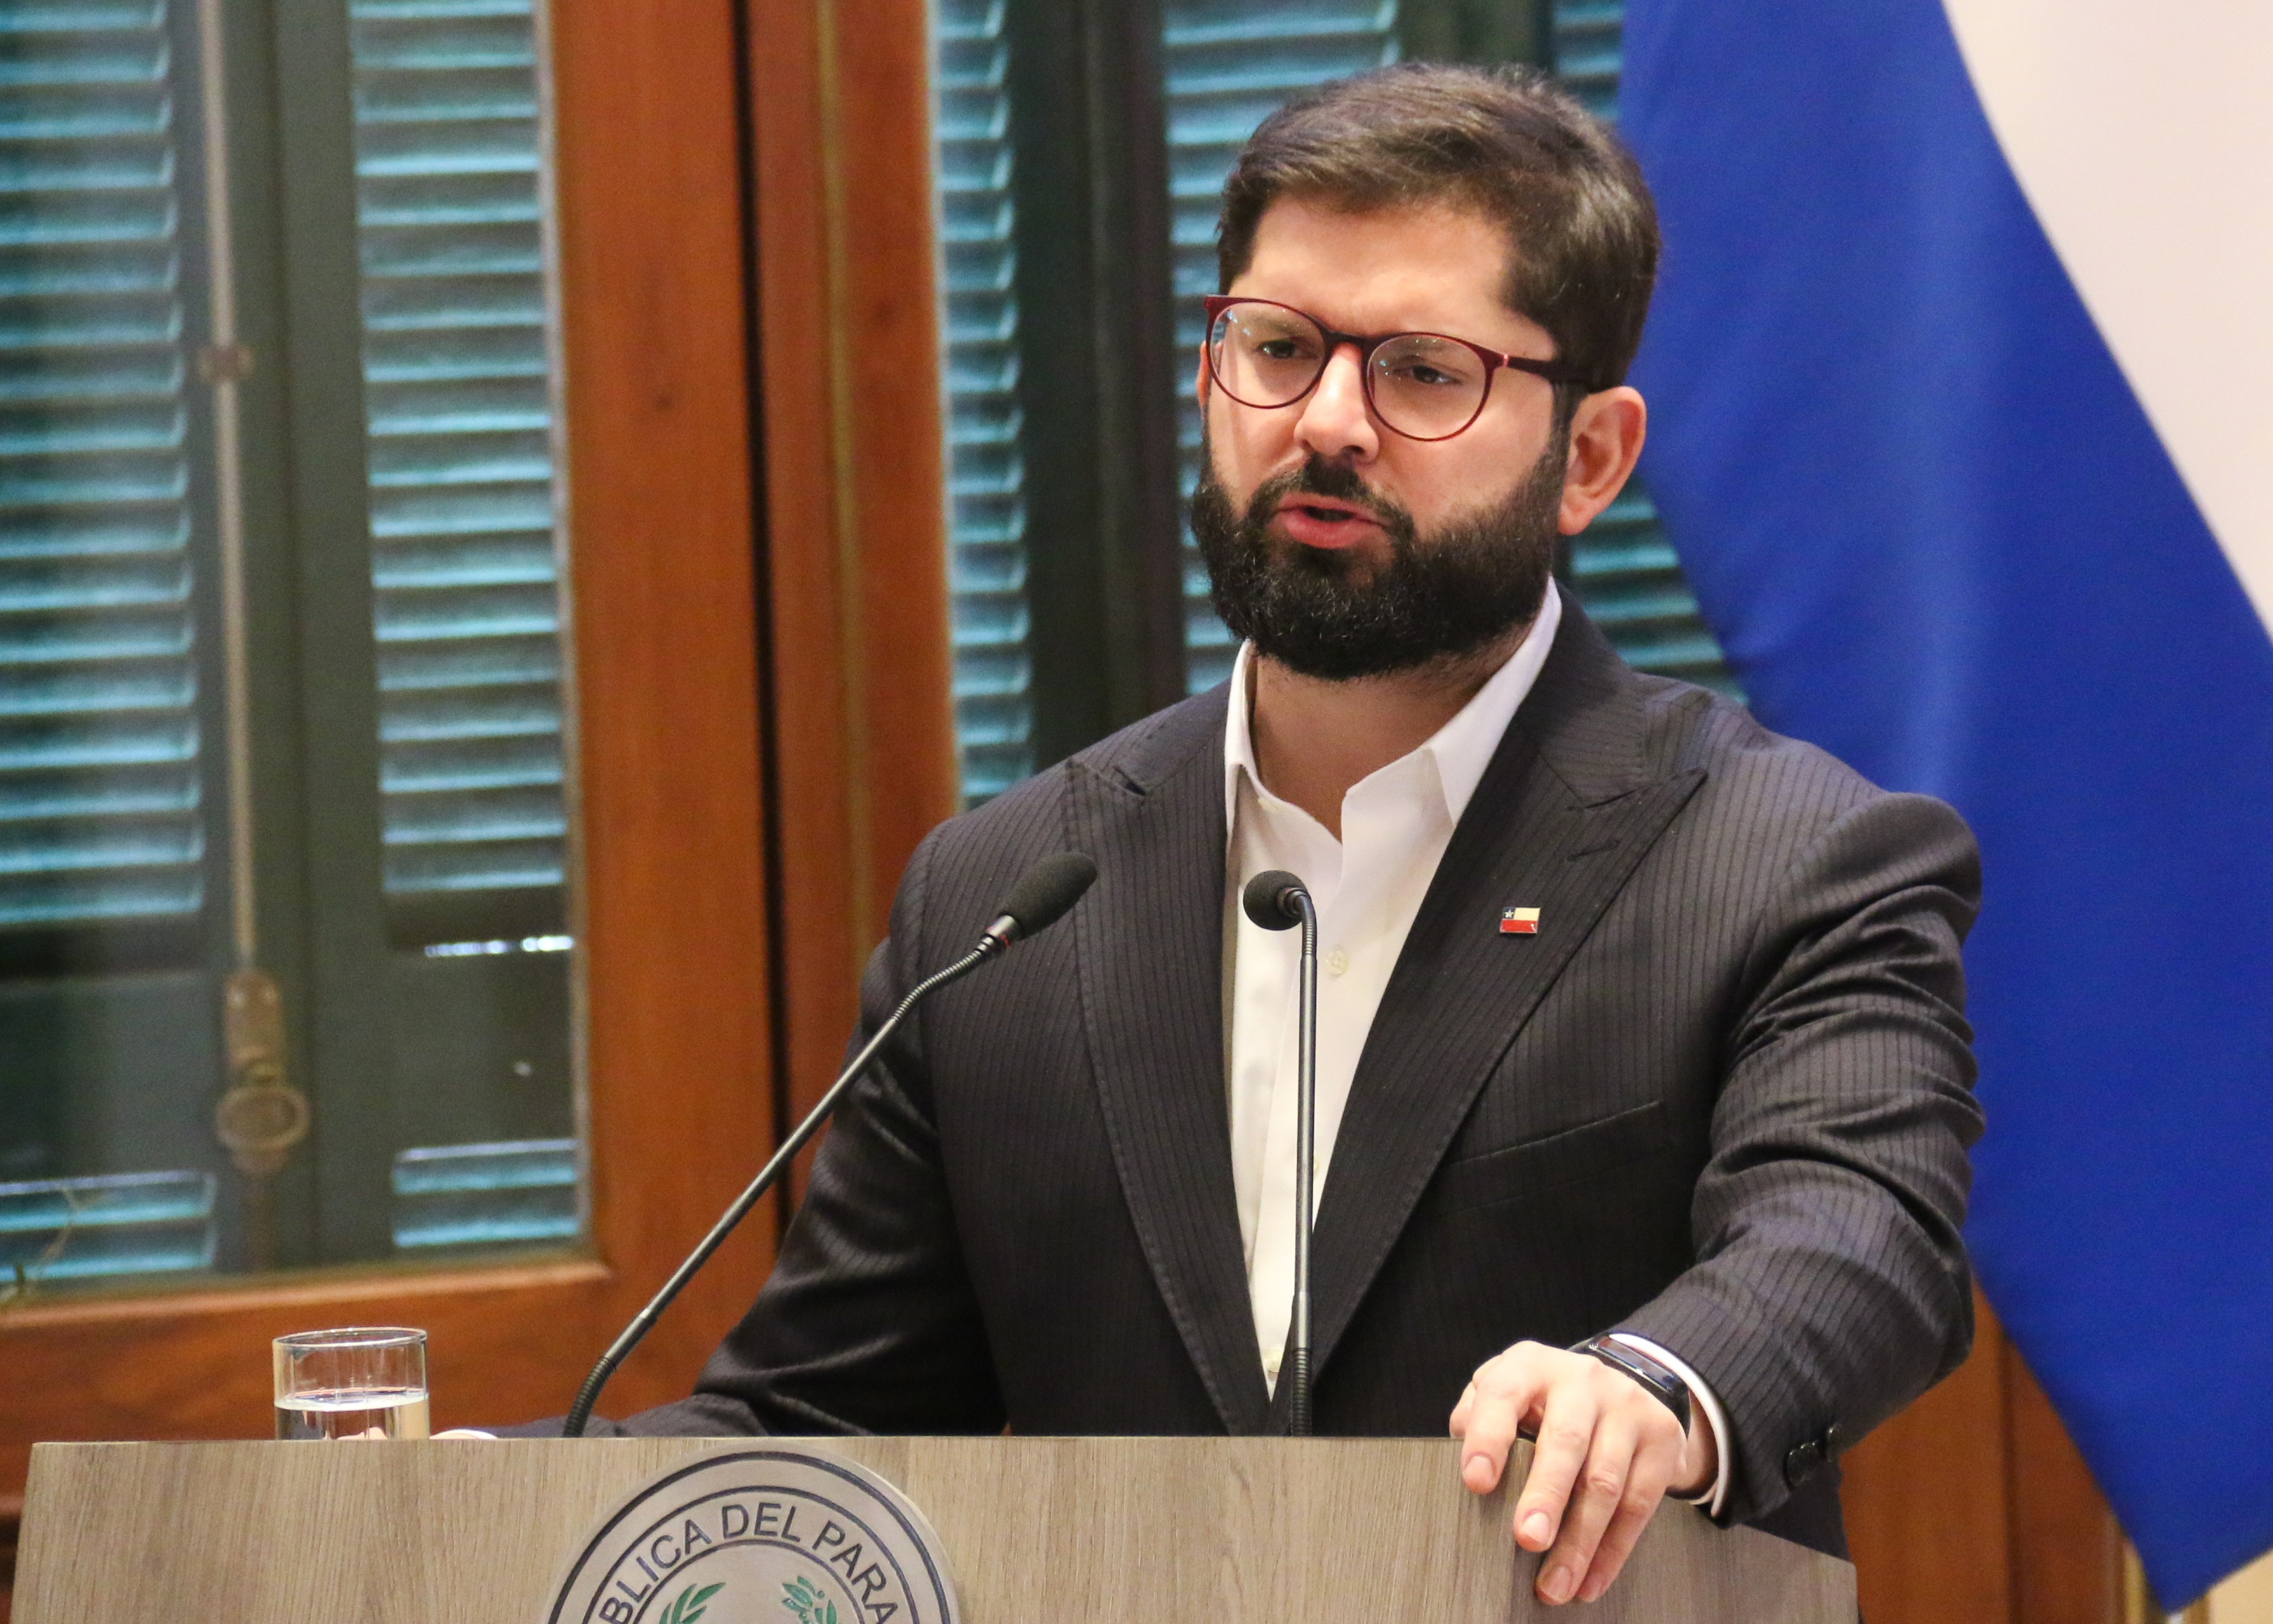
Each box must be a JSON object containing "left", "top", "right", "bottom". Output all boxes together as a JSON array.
[{"left": 529, "top": 65, "right": 1981, "bottom": 1609}]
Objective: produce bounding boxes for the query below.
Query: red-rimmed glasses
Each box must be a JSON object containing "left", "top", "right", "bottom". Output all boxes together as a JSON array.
[{"left": 1201, "top": 295, "right": 1597, "bottom": 443}]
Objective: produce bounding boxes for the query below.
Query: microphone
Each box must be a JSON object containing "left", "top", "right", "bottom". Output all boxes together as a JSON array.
[
  {"left": 1240, "top": 870, "right": 1307, "bottom": 931},
  {"left": 1241, "top": 867, "right": 1319, "bottom": 1436},
  {"left": 561, "top": 849, "right": 1100, "bottom": 1438},
  {"left": 981, "top": 850, "right": 1098, "bottom": 949}
]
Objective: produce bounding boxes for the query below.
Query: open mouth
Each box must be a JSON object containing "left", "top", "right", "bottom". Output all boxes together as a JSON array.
[
  {"left": 1277, "top": 496, "right": 1377, "bottom": 526},
  {"left": 1271, "top": 495, "right": 1385, "bottom": 551}
]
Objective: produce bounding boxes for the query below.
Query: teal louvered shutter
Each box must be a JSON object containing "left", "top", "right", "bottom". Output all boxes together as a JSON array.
[
  {"left": 389, "top": 1134, "right": 573, "bottom": 1249},
  {"left": 930, "top": 0, "right": 1032, "bottom": 805},
  {"left": 1549, "top": 1, "right": 1738, "bottom": 695},
  {"left": 1161, "top": 0, "right": 1400, "bottom": 694},
  {"left": 0, "top": 1167, "right": 214, "bottom": 1280},
  {"left": 0, "top": 0, "right": 209, "bottom": 934},
  {"left": 0, "top": 0, "right": 584, "bottom": 1286},
  {"left": 1549, "top": 0, "right": 1621, "bottom": 119},
  {"left": 348, "top": 0, "right": 571, "bottom": 930},
  {"left": 348, "top": 0, "right": 579, "bottom": 1255},
  {"left": 0, "top": 0, "right": 231, "bottom": 1281}
]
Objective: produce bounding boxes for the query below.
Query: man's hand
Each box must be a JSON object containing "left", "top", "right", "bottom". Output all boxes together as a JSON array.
[
  {"left": 336, "top": 1427, "right": 495, "bottom": 1440},
  {"left": 1450, "top": 1341, "right": 1717, "bottom": 1607}
]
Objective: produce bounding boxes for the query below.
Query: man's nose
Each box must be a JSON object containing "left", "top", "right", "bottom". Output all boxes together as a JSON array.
[{"left": 1294, "top": 343, "right": 1380, "bottom": 463}]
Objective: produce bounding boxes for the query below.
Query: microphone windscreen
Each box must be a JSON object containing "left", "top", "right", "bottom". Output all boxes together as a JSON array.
[
  {"left": 1242, "top": 870, "right": 1307, "bottom": 931},
  {"left": 996, "top": 852, "right": 1099, "bottom": 939}
]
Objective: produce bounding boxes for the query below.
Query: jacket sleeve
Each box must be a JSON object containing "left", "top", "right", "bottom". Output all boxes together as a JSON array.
[
  {"left": 1613, "top": 789, "right": 1984, "bottom": 1527},
  {"left": 503, "top": 824, "right": 1006, "bottom": 1440}
]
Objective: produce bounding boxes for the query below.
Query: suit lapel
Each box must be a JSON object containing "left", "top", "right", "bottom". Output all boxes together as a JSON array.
[
  {"left": 1065, "top": 692, "right": 1272, "bottom": 1434},
  {"left": 1288, "top": 610, "right": 1708, "bottom": 1408}
]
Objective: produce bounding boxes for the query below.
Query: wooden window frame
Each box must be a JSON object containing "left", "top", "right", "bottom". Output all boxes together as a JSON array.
[
  {"left": 750, "top": 0, "right": 962, "bottom": 1156},
  {"left": 0, "top": 0, "right": 970, "bottom": 1527}
]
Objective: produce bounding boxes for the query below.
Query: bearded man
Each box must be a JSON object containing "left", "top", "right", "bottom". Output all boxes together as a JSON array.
[{"left": 534, "top": 64, "right": 1982, "bottom": 1609}]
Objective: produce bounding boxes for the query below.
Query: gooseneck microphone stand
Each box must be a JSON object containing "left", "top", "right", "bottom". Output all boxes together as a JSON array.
[
  {"left": 1242, "top": 868, "right": 1319, "bottom": 1436},
  {"left": 561, "top": 851, "right": 1099, "bottom": 1438}
]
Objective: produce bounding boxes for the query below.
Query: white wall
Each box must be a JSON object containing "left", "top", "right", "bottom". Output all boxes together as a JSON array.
[{"left": 2212, "top": 1550, "right": 2273, "bottom": 1623}]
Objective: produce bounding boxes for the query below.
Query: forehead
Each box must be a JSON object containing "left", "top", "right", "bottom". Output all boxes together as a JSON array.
[{"left": 1227, "top": 195, "right": 1547, "bottom": 350}]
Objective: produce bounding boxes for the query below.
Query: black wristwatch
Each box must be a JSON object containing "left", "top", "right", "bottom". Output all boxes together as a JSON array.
[{"left": 1575, "top": 1334, "right": 1692, "bottom": 1434}]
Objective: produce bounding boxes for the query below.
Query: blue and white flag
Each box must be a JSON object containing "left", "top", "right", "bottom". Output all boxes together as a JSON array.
[{"left": 1617, "top": 2, "right": 2273, "bottom": 1605}]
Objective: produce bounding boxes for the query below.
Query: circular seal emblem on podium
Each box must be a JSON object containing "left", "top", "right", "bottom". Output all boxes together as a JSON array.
[{"left": 545, "top": 1446, "right": 960, "bottom": 1624}]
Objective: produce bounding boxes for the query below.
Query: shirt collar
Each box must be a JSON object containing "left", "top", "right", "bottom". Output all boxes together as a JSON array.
[{"left": 1222, "top": 577, "right": 1563, "bottom": 836}]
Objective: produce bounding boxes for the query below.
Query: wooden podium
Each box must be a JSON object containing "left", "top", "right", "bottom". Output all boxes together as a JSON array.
[{"left": 15, "top": 1436, "right": 1855, "bottom": 1622}]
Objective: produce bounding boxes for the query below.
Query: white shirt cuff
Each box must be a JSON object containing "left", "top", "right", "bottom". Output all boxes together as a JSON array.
[{"left": 1610, "top": 1333, "right": 1731, "bottom": 1518}]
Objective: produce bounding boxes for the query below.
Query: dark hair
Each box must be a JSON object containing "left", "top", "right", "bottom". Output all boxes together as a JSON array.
[{"left": 1216, "top": 63, "right": 1659, "bottom": 394}]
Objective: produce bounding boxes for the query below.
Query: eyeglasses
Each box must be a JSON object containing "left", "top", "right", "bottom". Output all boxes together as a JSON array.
[{"left": 1201, "top": 295, "right": 1597, "bottom": 443}]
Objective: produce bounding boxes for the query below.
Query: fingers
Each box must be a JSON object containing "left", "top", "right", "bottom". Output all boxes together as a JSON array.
[
  {"left": 1512, "top": 1376, "right": 1597, "bottom": 1555},
  {"left": 1575, "top": 1436, "right": 1678, "bottom": 1605},
  {"left": 1545, "top": 1405, "right": 1639, "bottom": 1599},
  {"left": 1541, "top": 1394, "right": 1686, "bottom": 1605},
  {"left": 1553, "top": 1408, "right": 1681, "bottom": 1606},
  {"left": 1451, "top": 1347, "right": 1549, "bottom": 1497}
]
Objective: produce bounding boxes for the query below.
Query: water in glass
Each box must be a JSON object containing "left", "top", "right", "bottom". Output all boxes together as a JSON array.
[
  {"left": 273, "top": 1325, "right": 428, "bottom": 1440},
  {"left": 274, "top": 1388, "right": 432, "bottom": 1440}
]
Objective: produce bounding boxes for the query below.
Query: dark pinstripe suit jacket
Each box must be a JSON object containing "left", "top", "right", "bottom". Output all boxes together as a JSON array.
[{"left": 586, "top": 604, "right": 1983, "bottom": 1557}]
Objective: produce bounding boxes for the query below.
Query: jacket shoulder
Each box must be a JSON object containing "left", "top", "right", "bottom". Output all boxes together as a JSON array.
[
  {"left": 934, "top": 685, "right": 1229, "bottom": 844},
  {"left": 1625, "top": 670, "right": 1979, "bottom": 902},
  {"left": 1635, "top": 671, "right": 1907, "bottom": 816},
  {"left": 893, "top": 685, "right": 1229, "bottom": 931}
]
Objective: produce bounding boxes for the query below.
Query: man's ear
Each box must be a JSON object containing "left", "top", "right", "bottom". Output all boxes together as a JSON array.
[
  {"left": 1557, "top": 387, "right": 1647, "bottom": 536},
  {"left": 1195, "top": 345, "right": 1212, "bottom": 414}
]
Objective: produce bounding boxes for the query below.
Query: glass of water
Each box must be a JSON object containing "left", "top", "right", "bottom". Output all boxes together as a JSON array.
[{"left": 273, "top": 1326, "right": 430, "bottom": 1440}]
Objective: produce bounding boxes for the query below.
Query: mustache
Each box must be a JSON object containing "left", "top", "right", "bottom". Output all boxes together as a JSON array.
[
  {"left": 1191, "top": 425, "right": 1562, "bottom": 681},
  {"left": 1251, "top": 455, "right": 1410, "bottom": 536}
]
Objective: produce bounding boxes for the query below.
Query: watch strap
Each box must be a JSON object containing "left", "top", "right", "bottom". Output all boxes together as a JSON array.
[{"left": 1576, "top": 1334, "right": 1692, "bottom": 1433}]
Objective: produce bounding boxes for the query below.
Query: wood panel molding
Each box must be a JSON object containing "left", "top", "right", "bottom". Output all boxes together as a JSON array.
[
  {"left": 15, "top": 1439, "right": 1853, "bottom": 1623},
  {"left": 1844, "top": 1292, "right": 2124, "bottom": 1624},
  {"left": 0, "top": 0, "right": 776, "bottom": 1501},
  {"left": 744, "top": 0, "right": 961, "bottom": 1155}
]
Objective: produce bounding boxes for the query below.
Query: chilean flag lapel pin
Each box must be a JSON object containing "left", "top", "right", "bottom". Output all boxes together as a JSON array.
[{"left": 1500, "top": 906, "right": 1541, "bottom": 935}]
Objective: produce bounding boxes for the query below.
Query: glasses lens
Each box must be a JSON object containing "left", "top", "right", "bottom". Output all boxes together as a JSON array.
[
  {"left": 1210, "top": 302, "right": 1326, "bottom": 408},
  {"left": 1368, "top": 334, "right": 1490, "bottom": 438}
]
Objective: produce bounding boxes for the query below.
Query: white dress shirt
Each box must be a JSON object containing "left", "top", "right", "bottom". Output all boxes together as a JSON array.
[{"left": 1221, "top": 579, "right": 1731, "bottom": 1513}]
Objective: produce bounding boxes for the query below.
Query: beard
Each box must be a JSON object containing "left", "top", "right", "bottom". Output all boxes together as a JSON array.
[{"left": 1190, "top": 433, "right": 1565, "bottom": 682}]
